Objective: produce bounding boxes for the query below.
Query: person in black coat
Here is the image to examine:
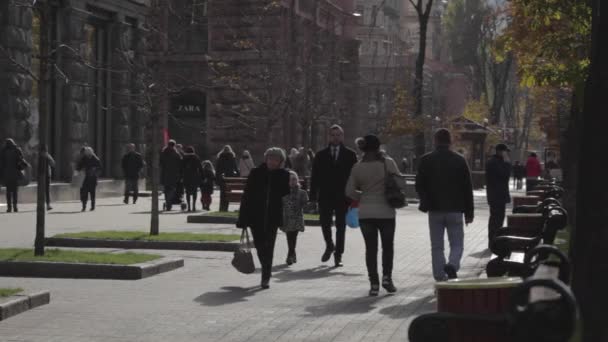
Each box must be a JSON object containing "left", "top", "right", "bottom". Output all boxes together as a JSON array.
[
  {"left": 216, "top": 145, "right": 239, "bottom": 211},
  {"left": 0, "top": 138, "right": 29, "bottom": 213},
  {"left": 182, "top": 146, "right": 203, "bottom": 212},
  {"left": 77, "top": 147, "right": 102, "bottom": 211},
  {"left": 121, "top": 143, "right": 145, "bottom": 204},
  {"left": 485, "top": 144, "right": 512, "bottom": 248},
  {"left": 237, "top": 148, "right": 290, "bottom": 289},
  {"left": 310, "top": 125, "right": 358, "bottom": 267},
  {"left": 200, "top": 160, "right": 216, "bottom": 211},
  {"left": 512, "top": 161, "right": 525, "bottom": 190},
  {"left": 160, "top": 140, "right": 183, "bottom": 211}
]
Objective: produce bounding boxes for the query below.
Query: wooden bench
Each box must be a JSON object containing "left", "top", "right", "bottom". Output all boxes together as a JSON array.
[
  {"left": 486, "top": 206, "right": 567, "bottom": 278},
  {"left": 409, "top": 245, "right": 577, "bottom": 342},
  {"left": 221, "top": 176, "right": 311, "bottom": 209}
]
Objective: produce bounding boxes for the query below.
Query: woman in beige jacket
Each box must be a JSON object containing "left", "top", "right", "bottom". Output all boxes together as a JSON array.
[{"left": 346, "top": 135, "right": 400, "bottom": 296}]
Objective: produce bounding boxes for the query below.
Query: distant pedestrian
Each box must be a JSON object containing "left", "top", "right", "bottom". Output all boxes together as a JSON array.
[
  {"left": 121, "top": 143, "right": 145, "bottom": 204},
  {"left": 160, "top": 140, "right": 183, "bottom": 211},
  {"left": 237, "top": 148, "right": 290, "bottom": 289},
  {"left": 346, "top": 135, "right": 400, "bottom": 296},
  {"left": 513, "top": 161, "right": 525, "bottom": 190},
  {"left": 525, "top": 152, "right": 542, "bottom": 191},
  {"left": 281, "top": 171, "right": 309, "bottom": 266},
  {"left": 310, "top": 125, "right": 358, "bottom": 267},
  {"left": 0, "top": 138, "right": 29, "bottom": 213},
  {"left": 182, "top": 146, "right": 203, "bottom": 212},
  {"left": 77, "top": 147, "right": 102, "bottom": 211},
  {"left": 175, "top": 143, "right": 186, "bottom": 204},
  {"left": 416, "top": 129, "right": 474, "bottom": 281},
  {"left": 287, "top": 148, "right": 298, "bottom": 170},
  {"left": 200, "top": 160, "right": 215, "bottom": 211},
  {"left": 41, "top": 145, "right": 56, "bottom": 210},
  {"left": 486, "top": 144, "right": 512, "bottom": 249},
  {"left": 292, "top": 147, "right": 310, "bottom": 177},
  {"left": 238, "top": 150, "right": 255, "bottom": 178},
  {"left": 216, "top": 145, "right": 239, "bottom": 211}
]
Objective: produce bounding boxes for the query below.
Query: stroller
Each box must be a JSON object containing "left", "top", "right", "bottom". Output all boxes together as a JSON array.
[{"left": 162, "top": 183, "right": 187, "bottom": 211}]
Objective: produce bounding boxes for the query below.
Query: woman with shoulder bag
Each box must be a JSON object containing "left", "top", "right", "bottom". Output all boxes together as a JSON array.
[
  {"left": 0, "top": 138, "right": 29, "bottom": 213},
  {"left": 236, "top": 148, "right": 290, "bottom": 289},
  {"left": 77, "top": 147, "right": 102, "bottom": 211},
  {"left": 346, "top": 135, "right": 403, "bottom": 296}
]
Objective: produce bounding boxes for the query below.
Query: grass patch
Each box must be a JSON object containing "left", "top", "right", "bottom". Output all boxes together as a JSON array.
[
  {"left": 54, "top": 231, "right": 240, "bottom": 242},
  {"left": 208, "top": 211, "right": 320, "bottom": 220},
  {"left": 0, "top": 288, "right": 23, "bottom": 298},
  {"left": 0, "top": 249, "right": 161, "bottom": 265}
]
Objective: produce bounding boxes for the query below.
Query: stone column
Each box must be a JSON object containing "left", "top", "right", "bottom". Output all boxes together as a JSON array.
[{"left": 0, "top": 3, "right": 36, "bottom": 162}]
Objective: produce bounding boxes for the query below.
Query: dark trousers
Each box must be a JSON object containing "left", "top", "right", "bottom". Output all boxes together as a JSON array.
[
  {"left": 286, "top": 231, "right": 299, "bottom": 257},
  {"left": 185, "top": 187, "right": 198, "bottom": 211},
  {"left": 200, "top": 192, "right": 212, "bottom": 210},
  {"left": 250, "top": 226, "right": 279, "bottom": 280},
  {"left": 516, "top": 178, "right": 523, "bottom": 190},
  {"left": 488, "top": 202, "right": 507, "bottom": 247},
  {"left": 80, "top": 185, "right": 97, "bottom": 209},
  {"left": 360, "top": 218, "right": 396, "bottom": 283},
  {"left": 5, "top": 182, "right": 18, "bottom": 211},
  {"left": 124, "top": 178, "right": 139, "bottom": 203},
  {"left": 319, "top": 199, "right": 347, "bottom": 255},
  {"left": 219, "top": 182, "right": 228, "bottom": 212},
  {"left": 163, "top": 185, "right": 176, "bottom": 210},
  {"left": 46, "top": 176, "right": 51, "bottom": 206}
]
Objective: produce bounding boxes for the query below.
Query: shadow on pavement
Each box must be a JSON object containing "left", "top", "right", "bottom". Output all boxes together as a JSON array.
[
  {"left": 0, "top": 210, "right": 36, "bottom": 214},
  {"left": 303, "top": 296, "right": 385, "bottom": 317},
  {"left": 468, "top": 249, "right": 492, "bottom": 259},
  {"left": 96, "top": 203, "right": 128, "bottom": 207},
  {"left": 272, "top": 265, "right": 363, "bottom": 283},
  {"left": 378, "top": 294, "right": 435, "bottom": 319},
  {"left": 48, "top": 210, "right": 84, "bottom": 214},
  {"left": 195, "top": 286, "right": 263, "bottom": 306}
]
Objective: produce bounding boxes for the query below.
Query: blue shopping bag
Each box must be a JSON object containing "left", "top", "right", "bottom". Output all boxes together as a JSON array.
[{"left": 346, "top": 207, "right": 359, "bottom": 228}]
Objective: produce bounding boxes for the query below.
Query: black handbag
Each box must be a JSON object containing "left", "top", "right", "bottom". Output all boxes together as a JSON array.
[
  {"left": 232, "top": 228, "right": 256, "bottom": 274},
  {"left": 384, "top": 158, "right": 407, "bottom": 209}
]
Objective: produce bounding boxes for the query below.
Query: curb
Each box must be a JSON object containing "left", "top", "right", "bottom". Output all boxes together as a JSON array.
[
  {"left": 46, "top": 237, "right": 239, "bottom": 252},
  {"left": 0, "top": 257, "right": 184, "bottom": 280},
  {"left": 0, "top": 291, "right": 50, "bottom": 321},
  {"left": 186, "top": 215, "right": 321, "bottom": 226}
]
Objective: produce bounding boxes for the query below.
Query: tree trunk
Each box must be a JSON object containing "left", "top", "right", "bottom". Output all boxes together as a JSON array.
[
  {"left": 150, "top": 116, "right": 160, "bottom": 236},
  {"left": 413, "top": 11, "right": 430, "bottom": 163},
  {"left": 34, "top": 4, "right": 51, "bottom": 256},
  {"left": 571, "top": 0, "right": 608, "bottom": 340}
]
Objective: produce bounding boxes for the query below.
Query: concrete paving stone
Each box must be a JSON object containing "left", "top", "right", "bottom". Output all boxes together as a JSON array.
[{"left": 0, "top": 194, "right": 495, "bottom": 341}]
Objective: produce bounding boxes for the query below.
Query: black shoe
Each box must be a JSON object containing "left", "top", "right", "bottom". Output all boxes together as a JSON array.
[
  {"left": 90, "top": 207, "right": 95, "bottom": 211},
  {"left": 13, "top": 206, "right": 17, "bottom": 212},
  {"left": 6, "top": 207, "right": 11, "bottom": 213},
  {"left": 261, "top": 279, "right": 270, "bottom": 289},
  {"left": 81, "top": 207, "right": 86, "bottom": 212},
  {"left": 334, "top": 254, "right": 343, "bottom": 267},
  {"left": 444, "top": 264, "right": 458, "bottom": 279},
  {"left": 286, "top": 256, "right": 294, "bottom": 266},
  {"left": 382, "top": 276, "right": 397, "bottom": 293},
  {"left": 369, "top": 284, "right": 380, "bottom": 297},
  {"left": 47, "top": 205, "right": 53, "bottom": 211},
  {"left": 123, "top": 198, "right": 128, "bottom": 204},
  {"left": 321, "top": 245, "right": 334, "bottom": 262}
]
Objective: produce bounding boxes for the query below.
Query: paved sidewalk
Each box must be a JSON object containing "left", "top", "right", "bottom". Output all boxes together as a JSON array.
[{"left": 0, "top": 194, "right": 492, "bottom": 342}]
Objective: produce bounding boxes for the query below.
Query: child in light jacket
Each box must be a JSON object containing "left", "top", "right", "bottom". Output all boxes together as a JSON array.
[{"left": 281, "top": 171, "right": 309, "bottom": 265}]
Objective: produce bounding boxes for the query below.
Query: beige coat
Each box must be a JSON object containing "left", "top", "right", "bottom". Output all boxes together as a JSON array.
[{"left": 346, "top": 156, "right": 403, "bottom": 219}]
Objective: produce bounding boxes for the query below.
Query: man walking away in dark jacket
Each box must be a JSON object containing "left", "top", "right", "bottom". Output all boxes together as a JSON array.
[
  {"left": 310, "top": 125, "right": 358, "bottom": 267},
  {"left": 485, "top": 144, "right": 512, "bottom": 249},
  {"left": 416, "top": 129, "right": 474, "bottom": 281},
  {"left": 160, "top": 140, "right": 182, "bottom": 211},
  {"left": 122, "top": 143, "right": 145, "bottom": 204}
]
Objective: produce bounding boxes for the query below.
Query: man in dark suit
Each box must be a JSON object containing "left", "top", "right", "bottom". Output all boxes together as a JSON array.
[
  {"left": 310, "top": 125, "right": 358, "bottom": 267},
  {"left": 485, "top": 143, "right": 512, "bottom": 249}
]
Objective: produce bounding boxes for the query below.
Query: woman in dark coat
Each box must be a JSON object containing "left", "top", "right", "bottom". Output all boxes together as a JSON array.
[
  {"left": 237, "top": 148, "right": 290, "bottom": 289},
  {"left": 0, "top": 138, "right": 29, "bottom": 212},
  {"left": 200, "top": 160, "right": 216, "bottom": 210},
  {"left": 182, "top": 146, "right": 203, "bottom": 212},
  {"left": 215, "top": 145, "right": 239, "bottom": 211},
  {"left": 160, "top": 140, "right": 183, "bottom": 211},
  {"left": 76, "top": 147, "right": 102, "bottom": 211}
]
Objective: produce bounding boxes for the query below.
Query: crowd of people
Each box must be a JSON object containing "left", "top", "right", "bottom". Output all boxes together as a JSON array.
[{"left": 0, "top": 127, "right": 557, "bottom": 296}]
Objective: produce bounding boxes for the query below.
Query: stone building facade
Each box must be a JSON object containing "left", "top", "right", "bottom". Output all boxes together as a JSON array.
[
  {"left": 0, "top": 0, "right": 148, "bottom": 181},
  {"left": 160, "top": 0, "right": 360, "bottom": 161}
]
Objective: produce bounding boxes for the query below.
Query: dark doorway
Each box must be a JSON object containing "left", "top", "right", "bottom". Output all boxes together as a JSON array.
[{"left": 169, "top": 90, "right": 208, "bottom": 159}]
